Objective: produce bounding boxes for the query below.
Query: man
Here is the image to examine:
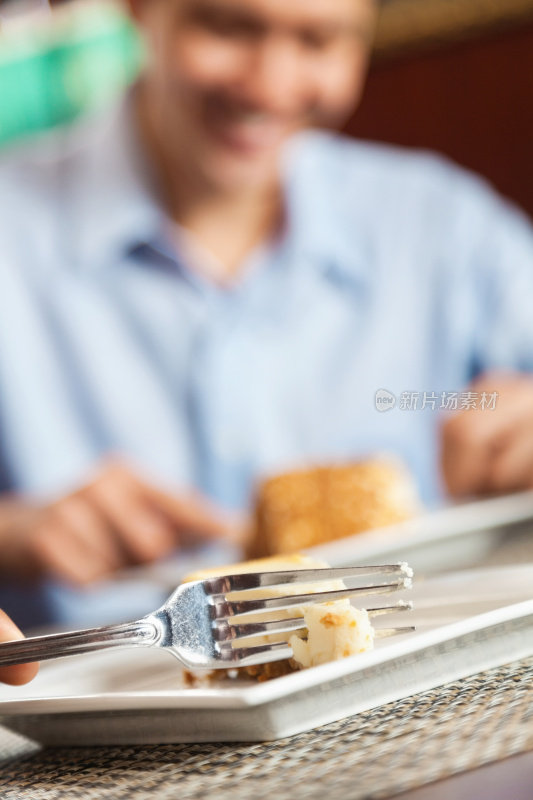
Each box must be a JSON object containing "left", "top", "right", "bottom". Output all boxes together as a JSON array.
[{"left": 1, "top": 0, "right": 533, "bottom": 627}]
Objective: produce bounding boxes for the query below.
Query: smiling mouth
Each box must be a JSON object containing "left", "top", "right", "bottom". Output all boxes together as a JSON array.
[{"left": 202, "top": 97, "right": 296, "bottom": 156}]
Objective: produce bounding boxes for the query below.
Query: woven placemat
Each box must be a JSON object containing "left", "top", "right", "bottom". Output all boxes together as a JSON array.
[{"left": 0, "top": 656, "right": 532, "bottom": 800}]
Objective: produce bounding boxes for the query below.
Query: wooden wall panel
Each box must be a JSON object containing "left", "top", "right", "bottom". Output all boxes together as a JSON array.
[{"left": 345, "top": 24, "right": 533, "bottom": 217}]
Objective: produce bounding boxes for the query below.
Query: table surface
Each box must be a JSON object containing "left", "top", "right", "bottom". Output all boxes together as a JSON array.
[
  {"left": 396, "top": 750, "right": 533, "bottom": 800},
  {"left": 1, "top": 524, "right": 532, "bottom": 800}
]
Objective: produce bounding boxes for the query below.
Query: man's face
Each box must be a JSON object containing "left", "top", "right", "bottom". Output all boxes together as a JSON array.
[{"left": 130, "top": 0, "right": 377, "bottom": 193}]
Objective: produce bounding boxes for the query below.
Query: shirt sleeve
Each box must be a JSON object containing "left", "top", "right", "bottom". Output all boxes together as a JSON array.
[
  {"left": 433, "top": 166, "right": 533, "bottom": 380},
  {"left": 469, "top": 190, "right": 533, "bottom": 376}
]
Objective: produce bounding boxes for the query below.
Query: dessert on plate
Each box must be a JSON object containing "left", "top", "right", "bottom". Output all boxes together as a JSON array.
[
  {"left": 249, "top": 458, "right": 421, "bottom": 557},
  {"left": 186, "top": 553, "right": 375, "bottom": 681}
]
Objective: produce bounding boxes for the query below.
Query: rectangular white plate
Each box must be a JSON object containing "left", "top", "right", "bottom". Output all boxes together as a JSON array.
[
  {"left": 305, "top": 490, "right": 533, "bottom": 572},
  {"left": 1, "top": 565, "right": 532, "bottom": 745},
  {"left": 120, "top": 491, "right": 533, "bottom": 590}
]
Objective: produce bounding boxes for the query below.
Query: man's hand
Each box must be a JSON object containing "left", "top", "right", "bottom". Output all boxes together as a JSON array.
[
  {"left": 0, "top": 610, "right": 39, "bottom": 685},
  {"left": 0, "top": 460, "right": 240, "bottom": 586},
  {"left": 441, "top": 372, "right": 533, "bottom": 498}
]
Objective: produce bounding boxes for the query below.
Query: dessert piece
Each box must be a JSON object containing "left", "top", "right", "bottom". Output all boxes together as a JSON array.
[
  {"left": 250, "top": 458, "right": 420, "bottom": 557},
  {"left": 185, "top": 554, "right": 375, "bottom": 680},
  {"left": 289, "top": 601, "right": 373, "bottom": 669}
]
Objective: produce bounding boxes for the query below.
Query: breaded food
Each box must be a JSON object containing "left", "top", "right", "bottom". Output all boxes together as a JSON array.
[{"left": 250, "top": 459, "right": 420, "bottom": 557}]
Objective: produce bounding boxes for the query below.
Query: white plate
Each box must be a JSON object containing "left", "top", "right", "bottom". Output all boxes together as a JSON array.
[
  {"left": 305, "top": 490, "right": 533, "bottom": 572},
  {"left": 1, "top": 565, "right": 532, "bottom": 745},
  {"left": 120, "top": 492, "right": 533, "bottom": 590}
]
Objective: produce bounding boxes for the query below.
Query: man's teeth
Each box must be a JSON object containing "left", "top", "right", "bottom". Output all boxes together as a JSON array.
[{"left": 210, "top": 104, "right": 288, "bottom": 147}]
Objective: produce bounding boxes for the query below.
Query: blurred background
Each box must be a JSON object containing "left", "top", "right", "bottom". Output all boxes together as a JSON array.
[{"left": 1, "top": 0, "right": 532, "bottom": 216}]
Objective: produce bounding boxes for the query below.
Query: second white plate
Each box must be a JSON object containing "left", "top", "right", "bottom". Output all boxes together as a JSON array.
[{"left": 305, "top": 490, "right": 533, "bottom": 571}]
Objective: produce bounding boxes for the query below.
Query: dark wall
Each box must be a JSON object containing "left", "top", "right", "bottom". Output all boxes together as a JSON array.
[{"left": 345, "top": 23, "right": 533, "bottom": 218}]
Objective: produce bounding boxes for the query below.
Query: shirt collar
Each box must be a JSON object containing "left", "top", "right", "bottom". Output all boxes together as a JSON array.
[
  {"left": 281, "top": 130, "right": 373, "bottom": 291},
  {"left": 69, "top": 100, "right": 371, "bottom": 290}
]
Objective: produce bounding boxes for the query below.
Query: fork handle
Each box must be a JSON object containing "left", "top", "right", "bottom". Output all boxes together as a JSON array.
[{"left": 0, "top": 619, "right": 160, "bottom": 667}]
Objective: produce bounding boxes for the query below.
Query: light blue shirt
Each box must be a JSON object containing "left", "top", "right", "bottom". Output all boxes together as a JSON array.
[{"left": 1, "top": 97, "right": 533, "bottom": 627}]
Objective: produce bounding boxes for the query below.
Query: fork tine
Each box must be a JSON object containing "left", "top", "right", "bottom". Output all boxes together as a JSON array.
[
  {"left": 374, "top": 627, "right": 416, "bottom": 639},
  {"left": 219, "top": 626, "right": 416, "bottom": 666},
  {"left": 217, "top": 641, "right": 293, "bottom": 667},
  {"left": 213, "top": 616, "right": 306, "bottom": 643},
  {"left": 217, "top": 580, "right": 411, "bottom": 620},
  {"left": 214, "top": 602, "right": 413, "bottom": 643},
  {"left": 206, "top": 563, "right": 413, "bottom": 594},
  {"left": 367, "top": 601, "right": 413, "bottom": 617}
]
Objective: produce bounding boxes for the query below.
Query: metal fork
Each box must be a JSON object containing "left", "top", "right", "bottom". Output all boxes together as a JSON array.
[{"left": 0, "top": 564, "right": 414, "bottom": 670}]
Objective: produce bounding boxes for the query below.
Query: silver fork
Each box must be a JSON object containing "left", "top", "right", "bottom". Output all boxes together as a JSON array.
[{"left": 0, "top": 564, "right": 414, "bottom": 670}]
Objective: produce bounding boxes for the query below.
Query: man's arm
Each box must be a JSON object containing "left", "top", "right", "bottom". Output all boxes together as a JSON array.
[
  {"left": 0, "top": 460, "right": 239, "bottom": 585},
  {"left": 440, "top": 184, "right": 533, "bottom": 497},
  {"left": 442, "top": 373, "right": 533, "bottom": 496}
]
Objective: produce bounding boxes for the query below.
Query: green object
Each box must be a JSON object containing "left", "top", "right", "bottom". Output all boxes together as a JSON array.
[{"left": 0, "top": 3, "right": 144, "bottom": 147}]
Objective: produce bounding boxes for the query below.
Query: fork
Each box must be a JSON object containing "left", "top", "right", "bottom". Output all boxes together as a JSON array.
[{"left": 0, "top": 564, "right": 414, "bottom": 670}]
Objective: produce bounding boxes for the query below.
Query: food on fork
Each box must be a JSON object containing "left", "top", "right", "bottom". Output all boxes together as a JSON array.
[
  {"left": 290, "top": 602, "right": 373, "bottom": 670},
  {"left": 249, "top": 458, "right": 421, "bottom": 557},
  {"left": 185, "top": 554, "right": 376, "bottom": 680},
  {"left": 0, "top": 560, "right": 412, "bottom": 679}
]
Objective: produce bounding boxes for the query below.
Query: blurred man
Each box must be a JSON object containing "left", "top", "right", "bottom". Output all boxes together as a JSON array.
[{"left": 1, "top": 0, "right": 533, "bottom": 627}]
